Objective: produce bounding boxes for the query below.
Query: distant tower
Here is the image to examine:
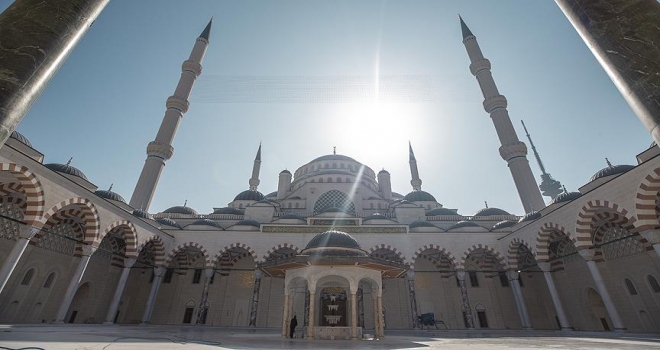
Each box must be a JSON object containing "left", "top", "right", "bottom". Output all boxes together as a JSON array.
[
  {"left": 249, "top": 143, "right": 262, "bottom": 191},
  {"left": 277, "top": 170, "right": 292, "bottom": 200},
  {"left": 460, "top": 16, "right": 544, "bottom": 213},
  {"left": 129, "top": 19, "right": 212, "bottom": 211},
  {"left": 521, "top": 120, "right": 562, "bottom": 200},
  {"left": 377, "top": 169, "right": 393, "bottom": 200},
  {"left": 409, "top": 142, "right": 422, "bottom": 191}
]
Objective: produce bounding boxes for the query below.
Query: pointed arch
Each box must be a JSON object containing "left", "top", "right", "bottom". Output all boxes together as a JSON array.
[
  {"left": 214, "top": 242, "right": 258, "bottom": 268},
  {"left": 137, "top": 235, "right": 166, "bottom": 267},
  {"left": 635, "top": 166, "right": 660, "bottom": 231},
  {"left": 507, "top": 238, "right": 536, "bottom": 270},
  {"left": 0, "top": 163, "right": 44, "bottom": 225},
  {"left": 263, "top": 243, "right": 300, "bottom": 261},
  {"left": 536, "top": 222, "right": 571, "bottom": 262},
  {"left": 411, "top": 244, "right": 458, "bottom": 271},
  {"left": 369, "top": 244, "right": 407, "bottom": 264},
  {"left": 101, "top": 220, "right": 139, "bottom": 258},
  {"left": 164, "top": 242, "right": 210, "bottom": 268},
  {"left": 575, "top": 200, "right": 637, "bottom": 250},
  {"left": 461, "top": 244, "right": 506, "bottom": 271},
  {"left": 41, "top": 198, "right": 100, "bottom": 245}
]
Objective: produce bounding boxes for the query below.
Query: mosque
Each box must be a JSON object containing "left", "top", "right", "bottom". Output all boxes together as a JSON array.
[{"left": 0, "top": 16, "right": 660, "bottom": 338}]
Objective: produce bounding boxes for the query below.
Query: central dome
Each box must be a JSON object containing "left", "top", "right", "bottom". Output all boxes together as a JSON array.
[
  {"left": 310, "top": 154, "right": 358, "bottom": 163},
  {"left": 303, "top": 230, "right": 367, "bottom": 257}
]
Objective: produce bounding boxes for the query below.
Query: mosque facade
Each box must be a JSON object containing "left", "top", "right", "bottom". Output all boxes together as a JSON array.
[{"left": 0, "top": 17, "right": 660, "bottom": 337}]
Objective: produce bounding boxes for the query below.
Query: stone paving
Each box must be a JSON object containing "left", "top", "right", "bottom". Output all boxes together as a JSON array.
[{"left": 0, "top": 325, "right": 659, "bottom": 349}]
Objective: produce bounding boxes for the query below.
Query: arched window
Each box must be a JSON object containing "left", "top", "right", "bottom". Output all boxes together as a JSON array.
[
  {"left": 43, "top": 273, "right": 55, "bottom": 288},
  {"left": 625, "top": 278, "right": 638, "bottom": 295},
  {"left": 319, "top": 178, "right": 324, "bottom": 183},
  {"left": 332, "top": 163, "right": 337, "bottom": 168},
  {"left": 327, "top": 178, "right": 333, "bottom": 183},
  {"left": 370, "top": 203, "right": 374, "bottom": 209},
  {"left": 288, "top": 203, "right": 292, "bottom": 208},
  {"left": 476, "top": 304, "right": 489, "bottom": 328},
  {"left": 21, "top": 269, "right": 35, "bottom": 286},
  {"left": 295, "top": 203, "right": 300, "bottom": 208},
  {"left": 340, "top": 163, "right": 345, "bottom": 168},
  {"left": 647, "top": 275, "right": 660, "bottom": 293},
  {"left": 336, "top": 177, "right": 342, "bottom": 183},
  {"left": 324, "top": 164, "right": 329, "bottom": 169},
  {"left": 346, "top": 178, "right": 351, "bottom": 183}
]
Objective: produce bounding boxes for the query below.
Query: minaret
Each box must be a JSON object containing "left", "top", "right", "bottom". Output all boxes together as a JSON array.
[
  {"left": 248, "top": 143, "right": 262, "bottom": 191},
  {"left": 409, "top": 142, "right": 422, "bottom": 191},
  {"left": 129, "top": 19, "right": 212, "bottom": 211},
  {"left": 521, "top": 120, "right": 562, "bottom": 200},
  {"left": 460, "top": 16, "right": 544, "bottom": 213}
]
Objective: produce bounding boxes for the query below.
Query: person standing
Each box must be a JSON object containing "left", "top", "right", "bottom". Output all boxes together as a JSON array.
[{"left": 289, "top": 315, "right": 298, "bottom": 338}]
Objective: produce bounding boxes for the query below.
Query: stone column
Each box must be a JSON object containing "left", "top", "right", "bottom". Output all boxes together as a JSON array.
[
  {"left": 350, "top": 292, "right": 358, "bottom": 339},
  {"left": 579, "top": 250, "right": 626, "bottom": 331},
  {"left": 507, "top": 270, "right": 533, "bottom": 330},
  {"left": 376, "top": 295, "right": 384, "bottom": 338},
  {"left": 196, "top": 268, "right": 214, "bottom": 325},
  {"left": 537, "top": 262, "right": 572, "bottom": 330},
  {"left": 304, "top": 287, "right": 310, "bottom": 328},
  {"left": 54, "top": 245, "right": 97, "bottom": 323},
  {"left": 406, "top": 271, "right": 420, "bottom": 328},
  {"left": 249, "top": 270, "right": 263, "bottom": 327},
  {"left": 555, "top": 0, "right": 660, "bottom": 144},
  {"left": 281, "top": 292, "right": 290, "bottom": 338},
  {"left": 456, "top": 271, "right": 474, "bottom": 328},
  {"left": 0, "top": 226, "right": 39, "bottom": 294},
  {"left": 372, "top": 294, "right": 380, "bottom": 338},
  {"left": 357, "top": 287, "right": 364, "bottom": 328},
  {"left": 103, "top": 258, "right": 137, "bottom": 324},
  {"left": 141, "top": 266, "right": 165, "bottom": 324},
  {"left": 307, "top": 288, "right": 316, "bottom": 339}
]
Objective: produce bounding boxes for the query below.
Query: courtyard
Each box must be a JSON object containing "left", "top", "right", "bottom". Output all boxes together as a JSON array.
[{"left": 1, "top": 325, "right": 659, "bottom": 350}]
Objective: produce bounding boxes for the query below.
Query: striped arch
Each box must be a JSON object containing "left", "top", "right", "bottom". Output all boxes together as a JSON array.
[
  {"left": 41, "top": 198, "right": 100, "bottom": 245},
  {"left": 591, "top": 213, "right": 652, "bottom": 262},
  {"left": 461, "top": 244, "right": 506, "bottom": 271},
  {"left": 411, "top": 244, "right": 458, "bottom": 271},
  {"left": 507, "top": 238, "right": 536, "bottom": 270},
  {"left": 536, "top": 222, "right": 571, "bottom": 262},
  {"left": 164, "top": 242, "right": 210, "bottom": 268},
  {"left": 263, "top": 243, "right": 300, "bottom": 261},
  {"left": 575, "top": 200, "right": 637, "bottom": 250},
  {"left": 214, "top": 242, "right": 258, "bottom": 266},
  {"left": 0, "top": 192, "right": 27, "bottom": 209},
  {"left": 368, "top": 244, "right": 407, "bottom": 264},
  {"left": 635, "top": 167, "right": 660, "bottom": 231},
  {"left": 101, "top": 220, "right": 139, "bottom": 258},
  {"left": 0, "top": 163, "right": 44, "bottom": 225},
  {"left": 137, "top": 235, "right": 166, "bottom": 267}
]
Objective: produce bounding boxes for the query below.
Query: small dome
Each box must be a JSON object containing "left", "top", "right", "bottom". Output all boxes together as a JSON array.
[
  {"left": 404, "top": 190, "right": 436, "bottom": 202},
  {"left": 550, "top": 191, "right": 582, "bottom": 205},
  {"left": 590, "top": 164, "right": 635, "bottom": 182},
  {"left": 95, "top": 189, "right": 126, "bottom": 203},
  {"left": 10, "top": 131, "right": 32, "bottom": 147},
  {"left": 187, "top": 219, "right": 224, "bottom": 229},
  {"left": 213, "top": 207, "right": 244, "bottom": 215},
  {"left": 492, "top": 220, "right": 517, "bottom": 230},
  {"left": 378, "top": 169, "right": 390, "bottom": 175},
  {"left": 45, "top": 163, "right": 88, "bottom": 181},
  {"left": 518, "top": 211, "right": 541, "bottom": 223},
  {"left": 234, "top": 219, "right": 261, "bottom": 228},
  {"left": 363, "top": 213, "right": 389, "bottom": 221},
  {"left": 265, "top": 191, "right": 277, "bottom": 198},
  {"left": 305, "top": 230, "right": 362, "bottom": 250},
  {"left": 163, "top": 206, "right": 198, "bottom": 216},
  {"left": 280, "top": 169, "right": 291, "bottom": 175},
  {"left": 279, "top": 213, "right": 306, "bottom": 220},
  {"left": 473, "top": 207, "right": 511, "bottom": 217},
  {"left": 156, "top": 217, "right": 180, "bottom": 228},
  {"left": 132, "top": 209, "right": 152, "bottom": 220},
  {"left": 449, "top": 220, "right": 480, "bottom": 230},
  {"left": 234, "top": 190, "right": 265, "bottom": 201},
  {"left": 426, "top": 208, "right": 459, "bottom": 216},
  {"left": 409, "top": 220, "right": 438, "bottom": 229}
]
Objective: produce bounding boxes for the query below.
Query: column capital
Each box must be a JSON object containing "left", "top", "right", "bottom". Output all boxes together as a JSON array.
[
  {"left": 18, "top": 225, "right": 40, "bottom": 240},
  {"left": 506, "top": 269, "right": 520, "bottom": 281},
  {"left": 81, "top": 245, "right": 97, "bottom": 257},
  {"left": 254, "top": 269, "right": 263, "bottom": 279},
  {"left": 204, "top": 268, "right": 215, "bottom": 278},
  {"left": 578, "top": 249, "right": 596, "bottom": 261},
  {"left": 153, "top": 266, "right": 166, "bottom": 277},
  {"left": 124, "top": 258, "right": 137, "bottom": 268},
  {"left": 536, "top": 262, "right": 551, "bottom": 272},
  {"left": 308, "top": 287, "right": 316, "bottom": 295},
  {"left": 406, "top": 270, "right": 415, "bottom": 280},
  {"left": 455, "top": 271, "right": 466, "bottom": 280}
]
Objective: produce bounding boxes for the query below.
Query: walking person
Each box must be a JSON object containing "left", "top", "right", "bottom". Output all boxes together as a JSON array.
[{"left": 289, "top": 315, "right": 298, "bottom": 338}]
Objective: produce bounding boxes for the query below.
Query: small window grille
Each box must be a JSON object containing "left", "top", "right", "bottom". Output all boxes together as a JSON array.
[
  {"left": 164, "top": 268, "right": 174, "bottom": 283},
  {"left": 43, "top": 273, "right": 55, "bottom": 288},
  {"left": 625, "top": 278, "right": 638, "bottom": 295},
  {"left": 21, "top": 269, "right": 35, "bottom": 286},
  {"left": 469, "top": 271, "right": 479, "bottom": 287},
  {"left": 648, "top": 275, "right": 660, "bottom": 293},
  {"left": 192, "top": 269, "right": 202, "bottom": 284}
]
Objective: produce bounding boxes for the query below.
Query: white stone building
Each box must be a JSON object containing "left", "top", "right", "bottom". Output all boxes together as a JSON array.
[{"left": 0, "top": 17, "right": 659, "bottom": 338}]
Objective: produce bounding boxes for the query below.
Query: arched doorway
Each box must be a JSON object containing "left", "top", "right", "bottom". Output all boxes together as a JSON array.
[
  {"left": 587, "top": 287, "right": 612, "bottom": 331},
  {"left": 67, "top": 282, "right": 92, "bottom": 323}
]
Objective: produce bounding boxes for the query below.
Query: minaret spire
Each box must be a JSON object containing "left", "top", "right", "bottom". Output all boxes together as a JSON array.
[
  {"left": 460, "top": 17, "right": 544, "bottom": 213},
  {"left": 409, "top": 141, "right": 422, "bottom": 191},
  {"left": 521, "top": 120, "right": 562, "bottom": 199},
  {"left": 249, "top": 143, "right": 262, "bottom": 191},
  {"left": 129, "top": 19, "right": 212, "bottom": 211}
]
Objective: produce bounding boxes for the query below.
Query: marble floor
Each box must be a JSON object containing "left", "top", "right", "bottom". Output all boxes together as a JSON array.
[{"left": 0, "top": 325, "right": 659, "bottom": 349}]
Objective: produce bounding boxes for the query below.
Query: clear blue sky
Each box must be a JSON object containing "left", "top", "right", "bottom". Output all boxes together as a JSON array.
[{"left": 8, "top": 0, "right": 649, "bottom": 215}]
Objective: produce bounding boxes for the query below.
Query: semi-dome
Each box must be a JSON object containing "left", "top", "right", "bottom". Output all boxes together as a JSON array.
[
  {"left": 426, "top": 208, "right": 459, "bottom": 216},
  {"left": 492, "top": 220, "right": 517, "bottom": 230},
  {"left": 10, "top": 131, "right": 32, "bottom": 147},
  {"left": 279, "top": 213, "right": 306, "bottom": 220},
  {"left": 132, "top": 209, "right": 152, "bottom": 220},
  {"left": 187, "top": 219, "right": 224, "bottom": 229},
  {"left": 473, "top": 207, "right": 511, "bottom": 217},
  {"left": 234, "top": 190, "right": 265, "bottom": 201},
  {"left": 449, "top": 221, "right": 480, "bottom": 230},
  {"left": 213, "top": 207, "right": 244, "bottom": 215},
  {"left": 45, "top": 163, "right": 88, "bottom": 181},
  {"left": 550, "top": 191, "right": 582, "bottom": 205},
  {"left": 163, "top": 206, "right": 198, "bottom": 216},
  {"left": 518, "top": 211, "right": 541, "bottom": 223},
  {"left": 95, "top": 189, "right": 126, "bottom": 203},
  {"left": 234, "top": 219, "right": 261, "bottom": 228},
  {"left": 156, "top": 217, "right": 180, "bottom": 228},
  {"left": 404, "top": 190, "right": 436, "bottom": 202},
  {"left": 409, "top": 220, "right": 438, "bottom": 229},
  {"left": 590, "top": 164, "right": 634, "bottom": 182},
  {"left": 310, "top": 154, "right": 358, "bottom": 163}
]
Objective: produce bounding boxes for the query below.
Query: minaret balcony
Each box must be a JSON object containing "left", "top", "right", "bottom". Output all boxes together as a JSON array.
[
  {"left": 166, "top": 96, "right": 190, "bottom": 113},
  {"left": 483, "top": 95, "right": 507, "bottom": 113},
  {"left": 182, "top": 60, "right": 202, "bottom": 77},
  {"left": 147, "top": 141, "right": 174, "bottom": 160},
  {"left": 499, "top": 141, "right": 528, "bottom": 161},
  {"left": 469, "top": 59, "right": 491, "bottom": 76}
]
